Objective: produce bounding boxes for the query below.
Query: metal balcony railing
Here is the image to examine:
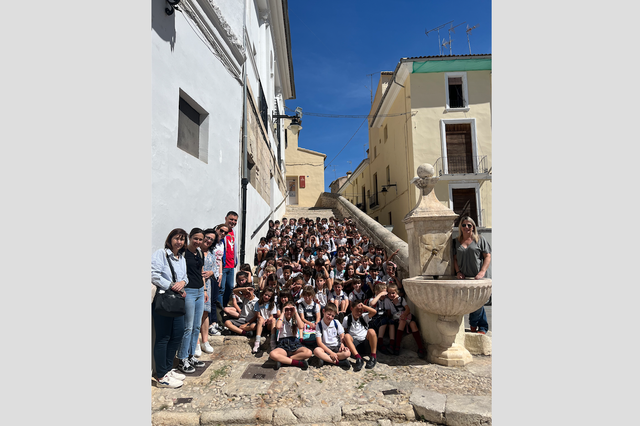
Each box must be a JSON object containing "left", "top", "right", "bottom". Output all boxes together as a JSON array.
[{"left": 434, "top": 155, "right": 490, "bottom": 176}]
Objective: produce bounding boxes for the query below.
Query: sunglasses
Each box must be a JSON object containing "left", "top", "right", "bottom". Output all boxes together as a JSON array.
[
  {"left": 218, "top": 229, "right": 229, "bottom": 234},
  {"left": 460, "top": 224, "right": 473, "bottom": 229}
]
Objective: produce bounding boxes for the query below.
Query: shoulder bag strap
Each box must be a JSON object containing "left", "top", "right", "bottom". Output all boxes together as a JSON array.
[{"left": 165, "top": 252, "right": 178, "bottom": 284}]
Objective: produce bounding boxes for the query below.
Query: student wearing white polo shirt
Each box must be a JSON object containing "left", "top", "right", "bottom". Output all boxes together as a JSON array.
[
  {"left": 342, "top": 301, "right": 378, "bottom": 372},
  {"left": 313, "top": 303, "right": 351, "bottom": 370}
]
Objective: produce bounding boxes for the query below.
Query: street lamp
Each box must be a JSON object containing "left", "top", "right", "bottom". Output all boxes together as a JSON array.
[
  {"left": 381, "top": 183, "right": 397, "bottom": 195},
  {"left": 273, "top": 107, "right": 303, "bottom": 136}
]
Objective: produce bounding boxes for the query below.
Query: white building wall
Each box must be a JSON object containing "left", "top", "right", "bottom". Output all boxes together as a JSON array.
[
  {"left": 151, "top": 2, "right": 243, "bottom": 251},
  {"left": 151, "top": 0, "right": 290, "bottom": 260}
]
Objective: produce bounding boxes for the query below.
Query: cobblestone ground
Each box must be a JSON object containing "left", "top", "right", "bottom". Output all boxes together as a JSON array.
[{"left": 151, "top": 337, "right": 491, "bottom": 415}]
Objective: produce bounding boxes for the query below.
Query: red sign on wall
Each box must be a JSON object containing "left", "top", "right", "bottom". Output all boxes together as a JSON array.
[{"left": 299, "top": 176, "right": 306, "bottom": 188}]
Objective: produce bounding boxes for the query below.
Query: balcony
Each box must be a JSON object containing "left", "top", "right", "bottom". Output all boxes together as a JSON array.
[{"left": 433, "top": 155, "right": 492, "bottom": 181}]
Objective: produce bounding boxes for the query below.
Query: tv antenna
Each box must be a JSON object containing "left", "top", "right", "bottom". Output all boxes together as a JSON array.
[
  {"left": 446, "top": 21, "right": 466, "bottom": 55},
  {"left": 425, "top": 21, "right": 453, "bottom": 56},
  {"left": 365, "top": 72, "right": 377, "bottom": 106},
  {"left": 466, "top": 24, "right": 479, "bottom": 54}
]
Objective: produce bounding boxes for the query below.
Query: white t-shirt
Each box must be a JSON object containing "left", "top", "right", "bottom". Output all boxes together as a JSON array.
[
  {"left": 348, "top": 289, "right": 366, "bottom": 303},
  {"left": 316, "top": 318, "right": 344, "bottom": 347},
  {"left": 277, "top": 317, "right": 298, "bottom": 339},
  {"left": 342, "top": 312, "right": 370, "bottom": 340},
  {"left": 315, "top": 287, "right": 329, "bottom": 307},
  {"left": 239, "top": 296, "right": 259, "bottom": 321},
  {"left": 330, "top": 290, "right": 348, "bottom": 303},
  {"left": 254, "top": 302, "right": 277, "bottom": 320},
  {"left": 384, "top": 296, "right": 407, "bottom": 320},
  {"left": 297, "top": 299, "right": 320, "bottom": 322}
]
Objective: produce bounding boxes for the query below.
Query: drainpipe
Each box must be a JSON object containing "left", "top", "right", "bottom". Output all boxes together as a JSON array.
[{"left": 240, "top": 0, "right": 249, "bottom": 265}]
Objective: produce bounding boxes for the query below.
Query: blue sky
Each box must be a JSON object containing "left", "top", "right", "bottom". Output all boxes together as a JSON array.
[{"left": 285, "top": 0, "right": 492, "bottom": 191}]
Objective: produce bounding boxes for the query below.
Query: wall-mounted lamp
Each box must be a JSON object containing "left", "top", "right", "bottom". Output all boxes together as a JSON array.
[
  {"left": 381, "top": 183, "right": 397, "bottom": 194},
  {"left": 166, "top": 0, "right": 181, "bottom": 15},
  {"left": 273, "top": 107, "right": 303, "bottom": 136}
]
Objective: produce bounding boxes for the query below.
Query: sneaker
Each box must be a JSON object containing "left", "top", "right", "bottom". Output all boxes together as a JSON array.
[
  {"left": 353, "top": 357, "right": 364, "bottom": 372},
  {"left": 157, "top": 374, "right": 183, "bottom": 388},
  {"left": 178, "top": 358, "right": 195, "bottom": 374},
  {"left": 478, "top": 330, "right": 486, "bottom": 335},
  {"left": 209, "top": 324, "right": 221, "bottom": 336},
  {"left": 338, "top": 359, "right": 351, "bottom": 370},
  {"left": 189, "top": 356, "right": 205, "bottom": 368},
  {"left": 194, "top": 344, "right": 202, "bottom": 357},
  {"left": 252, "top": 342, "right": 261, "bottom": 354},
  {"left": 201, "top": 341, "right": 214, "bottom": 354},
  {"left": 316, "top": 358, "right": 324, "bottom": 368},
  {"left": 299, "top": 360, "right": 309, "bottom": 370},
  {"left": 166, "top": 369, "right": 186, "bottom": 381},
  {"left": 274, "top": 361, "right": 282, "bottom": 370},
  {"left": 470, "top": 326, "right": 477, "bottom": 332},
  {"left": 392, "top": 347, "right": 400, "bottom": 356},
  {"left": 244, "top": 331, "right": 255, "bottom": 338},
  {"left": 365, "top": 357, "right": 377, "bottom": 369}
]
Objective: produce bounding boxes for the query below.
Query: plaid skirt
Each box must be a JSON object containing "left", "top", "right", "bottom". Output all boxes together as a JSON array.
[{"left": 276, "top": 336, "right": 303, "bottom": 353}]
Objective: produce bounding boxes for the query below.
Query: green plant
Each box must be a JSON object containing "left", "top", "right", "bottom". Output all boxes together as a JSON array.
[{"left": 209, "top": 365, "right": 230, "bottom": 382}]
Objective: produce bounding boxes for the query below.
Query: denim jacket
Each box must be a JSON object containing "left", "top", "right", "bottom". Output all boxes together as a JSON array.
[{"left": 151, "top": 248, "right": 188, "bottom": 291}]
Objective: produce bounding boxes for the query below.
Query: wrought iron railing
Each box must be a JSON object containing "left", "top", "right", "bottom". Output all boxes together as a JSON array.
[{"left": 433, "top": 155, "right": 489, "bottom": 176}]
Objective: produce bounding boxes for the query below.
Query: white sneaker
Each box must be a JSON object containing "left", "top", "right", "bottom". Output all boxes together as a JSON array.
[
  {"left": 201, "top": 341, "right": 214, "bottom": 353},
  {"left": 194, "top": 344, "right": 202, "bottom": 357},
  {"left": 166, "top": 369, "right": 186, "bottom": 381},
  {"left": 157, "top": 374, "right": 183, "bottom": 389},
  {"left": 209, "top": 324, "right": 221, "bottom": 336}
]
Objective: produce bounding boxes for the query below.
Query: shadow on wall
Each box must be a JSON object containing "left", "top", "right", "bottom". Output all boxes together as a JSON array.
[{"left": 152, "top": 0, "right": 177, "bottom": 51}]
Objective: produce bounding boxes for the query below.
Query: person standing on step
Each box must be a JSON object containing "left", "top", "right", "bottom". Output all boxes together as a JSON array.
[
  {"left": 453, "top": 216, "right": 491, "bottom": 334},
  {"left": 220, "top": 211, "right": 239, "bottom": 308},
  {"left": 177, "top": 228, "right": 207, "bottom": 374}
]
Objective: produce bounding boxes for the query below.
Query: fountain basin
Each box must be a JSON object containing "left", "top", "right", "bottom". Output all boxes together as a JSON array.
[
  {"left": 403, "top": 275, "right": 491, "bottom": 317},
  {"left": 403, "top": 275, "right": 491, "bottom": 367}
]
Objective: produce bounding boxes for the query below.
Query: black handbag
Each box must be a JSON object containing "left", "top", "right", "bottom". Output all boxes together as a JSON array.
[{"left": 153, "top": 252, "right": 186, "bottom": 317}]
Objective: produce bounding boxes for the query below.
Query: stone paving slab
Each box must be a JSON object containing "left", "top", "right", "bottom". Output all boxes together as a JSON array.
[{"left": 152, "top": 335, "right": 491, "bottom": 425}]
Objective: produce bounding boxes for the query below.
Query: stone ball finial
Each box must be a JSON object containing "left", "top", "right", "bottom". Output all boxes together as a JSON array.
[{"left": 417, "top": 163, "right": 435, "bottom": 178}]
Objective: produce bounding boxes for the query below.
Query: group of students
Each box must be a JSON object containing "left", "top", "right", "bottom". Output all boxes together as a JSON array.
[{"left": 225, "top": 215, "right": 430, "bottom": 372}]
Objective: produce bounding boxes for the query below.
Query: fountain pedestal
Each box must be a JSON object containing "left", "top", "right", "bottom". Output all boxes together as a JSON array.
[{"left": 402, "top": 164, "right": 491, "bottom": 367}]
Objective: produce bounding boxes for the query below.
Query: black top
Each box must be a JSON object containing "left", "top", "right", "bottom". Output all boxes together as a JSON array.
[{"left": 184, "top": 248, "right": 205, "bottom": 289}]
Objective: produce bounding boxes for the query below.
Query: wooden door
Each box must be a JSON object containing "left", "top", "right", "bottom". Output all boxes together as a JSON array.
[{"left": 445, "top": 123, "right": 473, "bottom": 173}]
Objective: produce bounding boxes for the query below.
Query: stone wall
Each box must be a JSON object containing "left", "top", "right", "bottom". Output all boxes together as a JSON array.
[{"left": 315, "top": 193, "right": 409, "bottom": 281}]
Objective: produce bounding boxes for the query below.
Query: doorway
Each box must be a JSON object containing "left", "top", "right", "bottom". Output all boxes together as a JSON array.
[{"left": 286, "top": 177, "right": 298, "bottom": 205}]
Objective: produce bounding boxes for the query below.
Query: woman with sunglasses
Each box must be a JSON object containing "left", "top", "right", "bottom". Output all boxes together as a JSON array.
[
  {"left": 453, "top": 216, "right": 491, "bottom": 334},
  {"left": 196, "top": 227, "right": 223, "bottom": 355}
]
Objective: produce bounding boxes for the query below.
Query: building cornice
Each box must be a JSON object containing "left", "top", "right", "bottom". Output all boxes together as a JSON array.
[
  {"left": 181, "top": 0, "right": 246, "bottom": 82},
  {"left": 268, "top": 0, "right": 295, "bottom": 99}
]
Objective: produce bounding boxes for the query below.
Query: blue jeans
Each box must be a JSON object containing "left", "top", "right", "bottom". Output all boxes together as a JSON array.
[
  {"left": 219, "top": 267, "right": 235, "bottom": 307},
  {"left": 152, "top": 301, "right": 184, "bottom": 379},
  {"left": 178, "top": 287, "right": 205, "bottom": 360},
  {"left": 469, "top": 306, "right": 489, "bottom": 332}
]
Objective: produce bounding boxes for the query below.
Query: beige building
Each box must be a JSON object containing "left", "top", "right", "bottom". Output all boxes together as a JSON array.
[
  {"left": 284, "top": 117, "right": 327, "bottom": 207},
  {"left": 338, "top": 54, "right": 492, "bottom": 242}
]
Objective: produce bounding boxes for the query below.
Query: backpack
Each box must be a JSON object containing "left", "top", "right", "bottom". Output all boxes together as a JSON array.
[
  {"left": 316, "top": 318, "right": 340, "bottom": 335},
  {"left": 346, "top": 314, "right": 369, "bottom": 333}
]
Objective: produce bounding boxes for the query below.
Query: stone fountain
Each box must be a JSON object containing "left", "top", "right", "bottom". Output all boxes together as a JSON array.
[{"left": 402, "top": 164, "right": 491, "bottom": 367}]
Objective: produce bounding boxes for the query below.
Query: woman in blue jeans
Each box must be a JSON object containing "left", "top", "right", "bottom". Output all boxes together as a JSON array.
[
  {"left": 151, "top": 228, "right": 189, "bottom": 388},
  {"left": 453, "top": 216, "right": 491, "bottom": 334},
  {"left": 177, "top": 228, "right": 208, "bottom": 374}
]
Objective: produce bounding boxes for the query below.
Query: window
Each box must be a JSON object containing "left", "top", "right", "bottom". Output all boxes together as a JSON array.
[
  {"left": 449, "top": 183, "right": 482, "bottom": 227},
  {"left": 388, "top": 211, "right": 392, "bottom": 226},
  {"left": 384, "top": 125, "right": 388, "bottom": 142},
  {"left": 374, "top": 146, "right": 377, "bottom": 158},
  {"left": 439, "top": 118, "right": 478, "bottom": 175},
  {"left": 386, "top": 166, "right": 390, "bottom": 185},
  {"left": 444, "top": 72, "right": 469, "bottom": 111},
  {"left": 177, "top": 91, "right": 209, "bottom": 162},
  {"left": 372, "top": 173, "right": 379, "bottom": 206}
]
